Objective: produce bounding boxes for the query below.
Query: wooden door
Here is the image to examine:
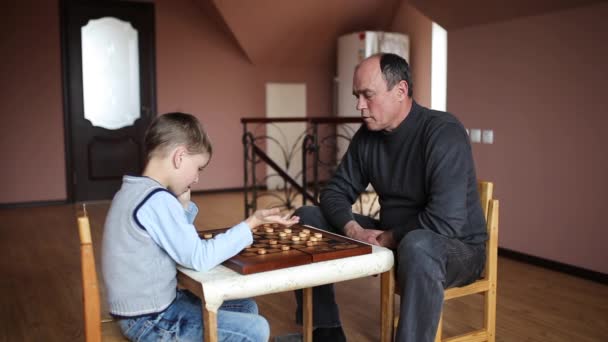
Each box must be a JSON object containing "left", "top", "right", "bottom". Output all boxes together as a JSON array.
[{"left": 62, "top": 1, "right": 156, "bottom": 201}]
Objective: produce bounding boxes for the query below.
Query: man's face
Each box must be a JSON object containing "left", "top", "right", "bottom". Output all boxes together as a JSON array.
[{"left": 352, "top": 58, "right": 404, "bottom": 131}]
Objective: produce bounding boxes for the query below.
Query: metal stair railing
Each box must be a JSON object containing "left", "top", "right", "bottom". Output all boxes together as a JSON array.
[{"left": 242, "top": 116, "right": 378, "bottom": 219}]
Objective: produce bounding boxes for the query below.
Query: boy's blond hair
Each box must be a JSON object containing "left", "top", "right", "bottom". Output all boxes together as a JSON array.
[{"left": 144, "top": 112, "right": 213, "bottom": 161}]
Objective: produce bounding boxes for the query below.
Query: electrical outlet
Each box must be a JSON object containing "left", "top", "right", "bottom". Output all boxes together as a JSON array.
[
  {"left": 470, "top": 129, "right": 481, "bottom": 143},
  {"left": 482, "top": 129, "right": 494, "bottom": 144}
]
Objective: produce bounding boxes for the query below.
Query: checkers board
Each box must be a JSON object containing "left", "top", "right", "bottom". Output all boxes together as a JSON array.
[{"left": 198, "top": 223, "right": 372, "bottom": 275}]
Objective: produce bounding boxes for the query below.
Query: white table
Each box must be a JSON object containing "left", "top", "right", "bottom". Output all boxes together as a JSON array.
[{"left": 177, "top": 244, "right": 395, "bottom": 342}]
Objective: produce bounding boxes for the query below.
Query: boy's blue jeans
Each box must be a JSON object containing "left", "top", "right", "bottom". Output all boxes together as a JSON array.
[
  {"left": 294, "top": 206, "right": 485, "bottom": 342},
  {"left": 117, "top": 290, "right": 269, "bottom": 342}
]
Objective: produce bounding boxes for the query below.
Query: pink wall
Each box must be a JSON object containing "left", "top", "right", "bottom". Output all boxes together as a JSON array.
[
  {"left": 0, "top": 1, "right": 66, "bottom": 203},
  {"left": 0, "top": 0, "right": 333, "bottom": 203},
  {"left": 390, "top": 3, "right": 432, "bottom": 108},
  {"left": 1, "top": 0, "right": 603, "bottom": 274},
  {"left": 155, "top": 0, "right": 332, "bottom": 191},
  {"left": 448, "top": 3, "right": 608, "bottom": 273}
]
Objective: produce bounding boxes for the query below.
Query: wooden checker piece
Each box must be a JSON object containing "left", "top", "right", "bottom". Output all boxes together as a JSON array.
[{"left": 199, "top": 224, "right": 372, "bottom": 274}]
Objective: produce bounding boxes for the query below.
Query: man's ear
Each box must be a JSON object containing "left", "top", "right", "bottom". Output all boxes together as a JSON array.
[
  {"left": 172, "top": 146, "right": 187, "bottom": 169},
  {"left": 396, "top": 80, "right": 408, "bottom": 101}
]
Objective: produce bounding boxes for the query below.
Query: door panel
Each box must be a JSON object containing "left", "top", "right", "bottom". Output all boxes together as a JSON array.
[
  {"left": 62, "top": 1, "right": 156, "bottom": 201},
  {"left": 88, "top": 136, "right": 139, "bottom": 180}
]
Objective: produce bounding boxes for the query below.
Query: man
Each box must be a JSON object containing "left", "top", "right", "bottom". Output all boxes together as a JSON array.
[{"left": 293, "top": 53, "right": 487, "bottom": 342}]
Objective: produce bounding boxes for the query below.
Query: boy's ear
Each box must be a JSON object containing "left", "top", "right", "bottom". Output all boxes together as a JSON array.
[{"left": 172, "top": 146, "right": 187, "bottom": 169}]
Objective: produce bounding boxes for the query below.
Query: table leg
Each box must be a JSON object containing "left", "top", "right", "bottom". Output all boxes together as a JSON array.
[
  {"left": 381, "top": 268, "right": 395, "bottom": 342},
  {"left": 303, "top": 287, "right": 313, "bottom": 342},
  {"left": 203, "top": 306, "right": 218, "bottom": 342},
  {"left": 177, "top": 272, "right": 218, "bottom": 342}
]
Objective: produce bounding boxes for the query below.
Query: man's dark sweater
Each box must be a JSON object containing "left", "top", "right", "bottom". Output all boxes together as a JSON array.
[{"left": 320, "top": 102, "right": 487, "bottom": 244}]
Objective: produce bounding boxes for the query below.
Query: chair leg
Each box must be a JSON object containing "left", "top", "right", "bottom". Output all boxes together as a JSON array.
[
  {"left": 434, "top": 314, "right": 443, "bottom": 342},
  {"left": 485, "top": 286, "right": 497, "bottom": 342},
  {"left": 393, "top": 308, "right": 399, "bottom": 341}
]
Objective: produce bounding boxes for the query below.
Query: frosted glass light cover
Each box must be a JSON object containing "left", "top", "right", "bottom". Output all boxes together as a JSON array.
[{"left": 81, "top": 17, "right": 140, "bottom": 130}]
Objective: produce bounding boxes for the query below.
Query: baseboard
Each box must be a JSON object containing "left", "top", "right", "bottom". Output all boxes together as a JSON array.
[
  {"left": 498, "top": 247, "right": 607, "bottom": 285},
  {"left": 0, "top": 187, "right": 254, "bottom": 208},
  {"left": 0, "top": 199, "right": 67, "bottom": 209},
  {"left": 191, "top": 186, "right": 255, "bottom": 195}
]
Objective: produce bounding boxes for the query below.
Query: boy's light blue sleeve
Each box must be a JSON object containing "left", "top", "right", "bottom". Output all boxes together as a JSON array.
[
  {"left": 184, "top": 201, "right": 198, "bottom": 224},
  {"left": 134, "top": 191, "right": 253, "bottom": 272}
]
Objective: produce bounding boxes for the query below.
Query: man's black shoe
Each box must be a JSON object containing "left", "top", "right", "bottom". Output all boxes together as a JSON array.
[
  {"left": 313, "top": 326, "right": 347, "bottom": 342},
  {"left": 274, "top": 326, "right": 347, "bottom": 342}
]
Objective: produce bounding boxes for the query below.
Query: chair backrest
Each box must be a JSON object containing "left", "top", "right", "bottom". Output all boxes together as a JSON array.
[
  {"left": 478, "top": 181, "right": 499, "bottom": 283},
  {"left": 478, "top": 181, "right": 493, "bottom": 221},
  {"left": 78, "top": 210, "right": 102, "bottom": 342}
]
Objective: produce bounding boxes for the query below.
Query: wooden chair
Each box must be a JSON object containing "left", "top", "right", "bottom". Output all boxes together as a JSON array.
[
  {"left": 77, "top": 208, "right": 128, "bottom": 342},
  {"left": 394, "top": 181, "right": 499, "bottom": 342}
]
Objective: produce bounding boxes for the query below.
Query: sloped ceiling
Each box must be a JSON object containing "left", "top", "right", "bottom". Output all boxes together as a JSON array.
[
  {"left": 198, "top": 0, "right": 606, "bottom": 66},
  {"left": 200, "top": 0, "right": 401, "bottom": 66},
  {"left": 410, "top": 0, "right": 607, "bottom": 30}
]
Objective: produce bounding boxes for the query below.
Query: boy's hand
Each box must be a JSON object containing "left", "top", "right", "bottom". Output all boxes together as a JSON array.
[
  {"left": 245, "top": 208, "right": 300, "bottom": 229},
  {"left": 177, "top": 189, "right": 191, "bottom": 210}
]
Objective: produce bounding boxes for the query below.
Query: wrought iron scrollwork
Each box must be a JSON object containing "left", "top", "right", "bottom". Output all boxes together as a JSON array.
[{"left": 242, "top": 117, "right": 379, "bottom": 220}]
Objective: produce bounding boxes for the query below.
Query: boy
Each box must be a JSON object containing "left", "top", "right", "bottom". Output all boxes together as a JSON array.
[{"left": 101, "top": 112, "right": 299, "bottom": 341}]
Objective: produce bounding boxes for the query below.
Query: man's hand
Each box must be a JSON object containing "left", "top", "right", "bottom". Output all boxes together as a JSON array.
[
  {"left": 376, "top": 230, "right": 397, "bottom": 249},
  {"left": 245, "top": 208, "right": 300, "bottom": 229},
  {"left": 343, "top": 220, "right": 384, "bottom": 245}
]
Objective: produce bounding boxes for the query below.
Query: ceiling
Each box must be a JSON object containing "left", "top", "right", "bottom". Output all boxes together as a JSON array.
[
  {"left": 410, "top": 0, "right": 606, "bottom": 30},
  {"left": 198, "top": 0, "right": 401, "bottom": 66},
  {"left": 196, "top": 0, "right": 606, "bottom": 66}
]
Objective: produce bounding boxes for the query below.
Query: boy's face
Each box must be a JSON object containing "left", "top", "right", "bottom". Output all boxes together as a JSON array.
[{"left": 170, "top": 150, "right": 210, "bottom": 196}]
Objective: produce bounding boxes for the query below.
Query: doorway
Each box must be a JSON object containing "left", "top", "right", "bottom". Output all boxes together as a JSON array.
[
  {"left": 61, "top": 0, "right": 156, "bottom": 201},
  {"left": 265, "top": 83, "right": 306, "bottom": 190}
]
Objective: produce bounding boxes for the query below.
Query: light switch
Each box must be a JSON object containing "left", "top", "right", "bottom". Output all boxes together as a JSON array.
[
  {"left": 482, "top": 129, "right": 494, "bottom": 144},
  {"left": 470, "top": 129, "right": 481, "bottom": 143}
]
